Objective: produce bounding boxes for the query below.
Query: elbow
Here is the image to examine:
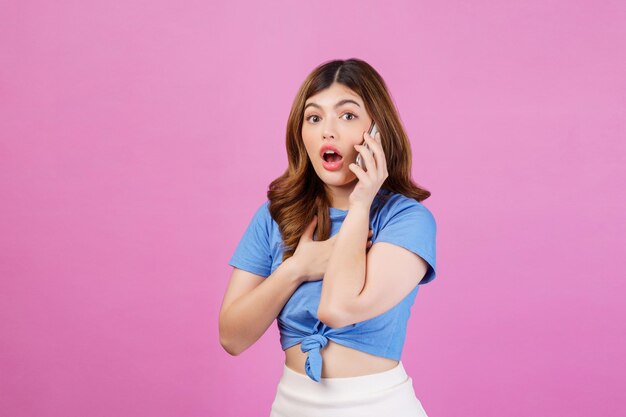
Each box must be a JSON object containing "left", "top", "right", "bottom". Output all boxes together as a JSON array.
[
  {"left": 219, "top": 334, "right": 245, "bottom": 356},
  {"left": 218, "top": 319, "right": 246, "bottom": 356},
  {"left": 220, "top": 338, "right": 239, "bottom": 356},
  {"left": 317, "top": 305, "right": 353, "bottom": 329}
]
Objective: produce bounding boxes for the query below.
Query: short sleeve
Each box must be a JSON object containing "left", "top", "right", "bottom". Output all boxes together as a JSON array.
[
  {"left": 373, "top": 200, "right": 437, "bottom": 285},
  {"left": 228, "top": 201, "right": 273, "bottom": 278}
]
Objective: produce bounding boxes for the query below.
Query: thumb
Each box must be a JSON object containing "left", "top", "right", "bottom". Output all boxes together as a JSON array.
[{"left": 300, "top": 215, "right": 318, "bottom": 242}]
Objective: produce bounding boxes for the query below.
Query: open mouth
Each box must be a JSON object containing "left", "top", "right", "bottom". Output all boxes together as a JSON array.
[
  {"left": 322, "top": 152, "right": 343, "bottom": 163},
  {"left": 321, "top": 150, "right": 344, "bottom": 171}
]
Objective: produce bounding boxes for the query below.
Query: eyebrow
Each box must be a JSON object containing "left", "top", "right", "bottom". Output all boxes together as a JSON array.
[{"left": 304, "top": 99, "right": 361, "bottom": 111}]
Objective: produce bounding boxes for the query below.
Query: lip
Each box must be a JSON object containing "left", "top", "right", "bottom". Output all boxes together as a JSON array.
[
  {"left": 322, "top": 158, "right": 344, "bottom": 171},
  {"left": 319, "top": 144, "right": 344, "bottom": 171},
  {"left": 319, "top": 144, "right": 343, "bottom": 159}
]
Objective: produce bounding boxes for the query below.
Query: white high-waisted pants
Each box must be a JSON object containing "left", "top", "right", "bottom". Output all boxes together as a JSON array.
[{"left": 269, "top": 361, "right": 429, "bottom": 417}]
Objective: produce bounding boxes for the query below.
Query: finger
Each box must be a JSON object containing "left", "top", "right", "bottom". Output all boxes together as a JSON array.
[
  {"left": 375, "top": 132, "right": 388, "bottom": 178},
  {"left": 354, "top": 144, "right": 375, "bottom": 178},
  {"left": 300, "top": 215, "right": 317, "bottom": 242},
  {"left": 357, "top": 135, "right": 377, "bottom": 179},
  {"left": 363, "top": 132, "right": 387, "bottom": 179},
  {"left": 365, "top": 131, "right": 387, "bottom": 177},
  {"left": 348, "top": 160, "right": 369, "bottom": 183}
]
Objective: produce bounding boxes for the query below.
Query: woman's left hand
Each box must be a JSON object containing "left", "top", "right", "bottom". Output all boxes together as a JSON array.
[{"left": 348, "top": 129, "right": 388, "bottom": 210}]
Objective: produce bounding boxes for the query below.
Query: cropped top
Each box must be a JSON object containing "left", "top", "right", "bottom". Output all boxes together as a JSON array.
[{"left": 228, "top": 188, "right": 437, "bottom": 382}]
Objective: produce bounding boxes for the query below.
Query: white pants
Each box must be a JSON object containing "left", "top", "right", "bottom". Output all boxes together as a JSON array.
[{"left": 270, "top": 361, "right": 429, "bottom": 417}]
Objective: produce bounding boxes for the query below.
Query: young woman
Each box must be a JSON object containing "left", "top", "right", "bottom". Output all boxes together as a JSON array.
[{"left": 219, "top": 58, "right": 437, "bottom": 417}]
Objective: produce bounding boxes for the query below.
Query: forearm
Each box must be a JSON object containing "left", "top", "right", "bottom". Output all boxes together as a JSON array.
[
  {"left": 219, "top": 259, "right": 303, "bottom": 355},
  {"left": 318, "top": 204, "right": 369, "bottom": 324}
]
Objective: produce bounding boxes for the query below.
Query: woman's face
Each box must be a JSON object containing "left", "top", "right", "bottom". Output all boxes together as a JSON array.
[{"left": 301, "top": 82, "right": 373, "bottom": 188}]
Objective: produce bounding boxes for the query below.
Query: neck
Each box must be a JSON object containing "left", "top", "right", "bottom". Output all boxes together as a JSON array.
[{"left": 324, "top": 182, "right": 356, "bottom": 211}]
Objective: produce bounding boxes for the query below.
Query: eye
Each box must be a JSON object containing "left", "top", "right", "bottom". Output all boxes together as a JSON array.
[{"left": 304, "top": 112, "right": 357, "bottom": 123}]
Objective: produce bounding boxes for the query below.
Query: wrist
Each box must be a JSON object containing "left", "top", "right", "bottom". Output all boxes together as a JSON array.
[
  {"left": 348, "top": 202, "right": 371, "bottom": 215},
  {"left": 282, "top": 256, "right": 306, "bottom": 284}
]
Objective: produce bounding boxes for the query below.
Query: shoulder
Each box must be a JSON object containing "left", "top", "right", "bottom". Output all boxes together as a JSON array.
[
  {"left": 256, "top": 199, "right": 271, "bottom": 216},
  {"left": 378, "top": 192, "right": 436, "bottom": 228},
  {"left": 250, "top": 200, "right": 271, "bottom": 222},
  {"left": 251, "top": 200, "right": 281, "bottom": 235},
  {"left": 372, "top": 191, "right": 438, "bottom": 283},
  {"left": 236, "top": 200, "right": 275, "bottom": 237}
]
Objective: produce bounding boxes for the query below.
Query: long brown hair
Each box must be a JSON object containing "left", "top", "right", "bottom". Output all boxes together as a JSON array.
[{"left": 268, "top": 58, "right": 431, "bottom": 262}]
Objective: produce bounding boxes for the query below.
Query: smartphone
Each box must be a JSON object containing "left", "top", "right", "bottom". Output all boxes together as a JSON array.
[{"left": 355, "top": 120, "right": 378, "bottom": 169}]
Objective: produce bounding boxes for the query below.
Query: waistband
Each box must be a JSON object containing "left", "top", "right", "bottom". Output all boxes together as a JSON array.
[{"left": 279, "top": 361, "right": 409, "bottom": 396}]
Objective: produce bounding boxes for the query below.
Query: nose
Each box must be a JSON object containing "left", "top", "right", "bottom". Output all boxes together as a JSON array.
[
  {"left": 322, "top": 124, "right": 336, "bottom": 140},
  {"left": 321, "top": 117, "right": 338, "bottom": 140}
]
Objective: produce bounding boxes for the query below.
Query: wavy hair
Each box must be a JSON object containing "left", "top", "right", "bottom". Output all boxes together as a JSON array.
[{"left": 267, "top": 58, "right": 431, "bottom": 262}]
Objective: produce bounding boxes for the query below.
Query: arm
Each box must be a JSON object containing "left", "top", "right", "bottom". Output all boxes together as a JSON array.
[
  {"left": 317, "top": 204, "right": 429, "bottom": 328},
  {"left": 317, "top": 127, "right": 432, "bottom": 328},
  {"left": 319, "top": 240, "right": 429, "bottom": 328},
  {"left": 219, "top": 258, "right": 303, "bottom": 356},
  {"left": 317, "top": 204, "right": 370, "bottom": 326}
]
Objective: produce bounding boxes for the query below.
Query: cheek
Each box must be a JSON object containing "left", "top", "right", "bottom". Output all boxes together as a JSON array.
[{"left": 301, "top": 136, "right": 315, "bottom": 157}]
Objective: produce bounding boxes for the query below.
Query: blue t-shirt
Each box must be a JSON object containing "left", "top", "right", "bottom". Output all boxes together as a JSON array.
[{"left": 228, "top": 188, "right": 437, "bottom": 382}]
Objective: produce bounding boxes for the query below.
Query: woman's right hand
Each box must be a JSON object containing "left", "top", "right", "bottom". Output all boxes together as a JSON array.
[{"left": 291, "top": 215, "right": 374, "bottom": 283}]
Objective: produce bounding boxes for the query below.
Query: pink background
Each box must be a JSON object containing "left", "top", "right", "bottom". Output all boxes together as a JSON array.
[{"left": 1, "top": 1, "right": 624, "bottom": 416}]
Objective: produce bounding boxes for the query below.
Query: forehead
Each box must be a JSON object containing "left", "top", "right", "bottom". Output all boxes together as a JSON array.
[{"left": 305, "top": 83, "right": 363, "bottom": 106}]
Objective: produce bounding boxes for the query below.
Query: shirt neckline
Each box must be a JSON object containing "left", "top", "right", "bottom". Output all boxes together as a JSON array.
[
  {"left": 328, "top": 189, "right": 390, "bottom": 220},
  {"left": 329, "top": 207, "right": 348, "bottom": 221}
]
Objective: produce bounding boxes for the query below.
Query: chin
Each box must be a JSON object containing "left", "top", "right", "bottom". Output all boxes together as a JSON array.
[{"left": 318, "top": 171, "right": 357, "bottom": 187}]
